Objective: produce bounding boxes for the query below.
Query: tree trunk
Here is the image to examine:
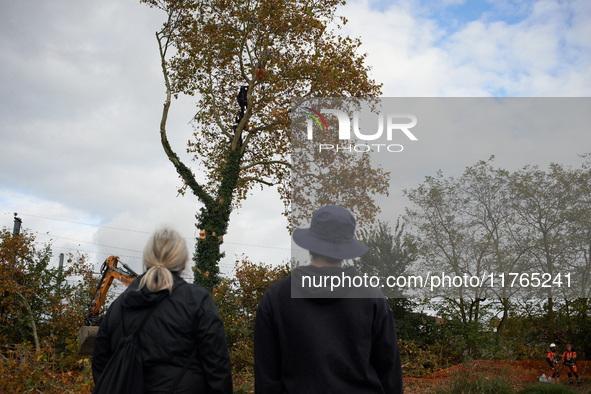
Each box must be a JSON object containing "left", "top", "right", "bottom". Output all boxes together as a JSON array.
[
  {"left": 547, "top": 296, "right": 554, "bottom": 341},
  {"left": 579, "top": 298, "right": 590, "bottom": 360},
  {"left": 16, "top": 290, "right": 40, "bottom": 351},
  {"left": 495, "top": 297, "right": 509, "bottom": 345},
  {"left": 193, "top": 148, "right": 243, "bottom": 290}
]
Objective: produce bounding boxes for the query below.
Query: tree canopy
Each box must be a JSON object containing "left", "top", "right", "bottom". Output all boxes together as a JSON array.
[
  {"left": 403, "top": 155, "right": 591, "bottom": 351},
  {"left": 142, "top": 0, "right": 386, "bottom": 287}
]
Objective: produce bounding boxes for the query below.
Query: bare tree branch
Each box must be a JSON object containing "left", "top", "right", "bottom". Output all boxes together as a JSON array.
[
  {"left": 241, "top": 177, "right": 274, "bottom": 186},
  {"left": 156, "top": 29, "right": 214, "bottom": 207},
  {"left": 207, "top": 72, "right": 233, "bottom": 140},
  {"left": 241, "top": 160, "right": 292, "bottom": 171}
]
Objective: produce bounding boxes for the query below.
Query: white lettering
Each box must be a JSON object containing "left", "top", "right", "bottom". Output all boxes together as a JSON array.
[
  {"left": 353, "top": 112, "right": 383, "bottom": 141},
  {"left": 321, "top": 109, "right": 350, "bottom": 139},
  {"left": 387, "top": 144, "right": 404, "bottom": 152},
  {"left": 387, "top": 114, "right": 418, "bottom": 141}
]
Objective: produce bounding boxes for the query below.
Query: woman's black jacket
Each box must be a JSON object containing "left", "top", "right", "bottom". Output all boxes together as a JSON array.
[{"left": 92, "top": 274, "right": 232, "bottom": 393}]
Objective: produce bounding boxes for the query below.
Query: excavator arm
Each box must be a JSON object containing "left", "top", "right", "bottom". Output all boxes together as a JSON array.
[
  {"left": 78, "top": 255, "right": 139, "bottom": 355},
  {"left": 84, "top": 255, "right": 138, "bottom": 326}
]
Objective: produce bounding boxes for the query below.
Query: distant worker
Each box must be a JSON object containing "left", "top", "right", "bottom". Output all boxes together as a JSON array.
[
  {"left": 546, "top": 343, "right": 559, "bottom": 382},
  {"left": 562, "top": 344, "right": 581, "bottom": 385}
]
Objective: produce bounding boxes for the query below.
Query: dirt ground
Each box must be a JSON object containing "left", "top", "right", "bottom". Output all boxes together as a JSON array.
[{"left": 401, "top": 360, "right": 591, "bottom": 393}]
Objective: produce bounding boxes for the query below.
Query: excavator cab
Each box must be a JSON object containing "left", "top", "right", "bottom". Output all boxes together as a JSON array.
[{"left": 78, "top": 256, "right": 138, "bottom": 355}]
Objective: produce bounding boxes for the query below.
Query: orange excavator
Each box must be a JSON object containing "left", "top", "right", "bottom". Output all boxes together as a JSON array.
[{"left": 78, "top": 255, "right": 138, "bottom": 355}]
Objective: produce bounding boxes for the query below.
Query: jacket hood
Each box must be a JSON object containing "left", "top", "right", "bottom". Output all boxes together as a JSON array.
[
  {"left": 121, "top": 273, "right": 186, "bottom": 309},
  {"left": 291, "top": 265, "right": 380, "bottom": 301}
]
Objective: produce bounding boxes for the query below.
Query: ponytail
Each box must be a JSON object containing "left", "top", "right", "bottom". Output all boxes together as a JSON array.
[{"left": 140, "top": 227, "right": 188, "bottom": 293}]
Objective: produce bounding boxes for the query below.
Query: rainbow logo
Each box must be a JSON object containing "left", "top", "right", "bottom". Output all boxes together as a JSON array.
[{"left": 302, "top": 107, "right": 328, "bottom": 131}]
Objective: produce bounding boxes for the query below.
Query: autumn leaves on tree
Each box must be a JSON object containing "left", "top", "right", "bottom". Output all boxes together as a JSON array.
[{"left": 142, "top": 0, "right": 386, "bottom": 289}]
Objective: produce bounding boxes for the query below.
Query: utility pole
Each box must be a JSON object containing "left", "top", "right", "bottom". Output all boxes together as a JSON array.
[
  {"left": 58, "top": 253, "right": 65, "bottom": 271},
  {"left": 12, "top": 213, "right": 22, "bottom": 236}
]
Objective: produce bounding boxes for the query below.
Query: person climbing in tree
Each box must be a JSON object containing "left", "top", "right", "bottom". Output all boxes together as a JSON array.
[
  {"left": 562, "top": 343, "right": 581, "bottom": 385},
  {"left": 546, "top": 343, "right": 560, "bottom": 382}
]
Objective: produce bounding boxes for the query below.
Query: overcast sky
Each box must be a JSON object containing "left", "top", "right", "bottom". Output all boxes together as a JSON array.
[{"left": 1, "top": 0, "right": 590, "bottom": 279}]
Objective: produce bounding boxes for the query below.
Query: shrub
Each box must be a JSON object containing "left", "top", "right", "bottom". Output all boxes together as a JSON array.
[
  {"left": 519, "top": 383, "right": 579, "bottom": 394},
  {"left": 0, "top": 229, "right": 97, "bottom": 358},
  {"left": 0, "top": 343, "right": 93, "bottom": 393},
  {"left": 212, "top": 258, "right": 289, "bottom": 374},
  {"left": 434, "top": 374, "right": 513, "bottom": 394},
  {"left": 434, "top": 363, "right": 514, "bottom": 394},
  {"left": 0, "top": 228, "right": 98, "bottom": 391},
  {"left": 398, "top": 339, "right": 452, "bottom": 378}
]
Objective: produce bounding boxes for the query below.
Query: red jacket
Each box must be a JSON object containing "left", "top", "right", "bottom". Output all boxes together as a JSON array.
[
  {"left": 547, "top": 351, "right": 558, "bottom": 367},
  {"left": 563, "top": 351, "right": 577, "bottom": 365}
]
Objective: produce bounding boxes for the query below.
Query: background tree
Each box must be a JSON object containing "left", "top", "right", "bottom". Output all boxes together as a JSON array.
[
  {"left": 0, "top": 228, "right": 98, "bottom": 392},
  {"left": 0, "top": 228, "right": 40, "bottom": 349},
  {"left": 354, "top": 220, "right": 433, "bottom": 349},
  {"left": 403, "top": 156, "right": 591, "bottom": 361},
  {"left": 354, "top": 219, "right": 416, "bottom": 297},
  {"left": 507, "top": 156, "right": 591, "bottom": 356},
  {"left": 508, "top": 163, "right": 581, "bottom": 340},
  {"left": 404, "top": 166, "right": 491, "bottom": 329},
  {"left": 0, "top": 229, "right": 96, "bottom": 354},
  {"left": 141, "top": 0, "right": 385, "bottom": 289},
  {"left": 572, "top": 155, "right": 591, "bottom": 299},
  {"left": 404, "top": 159, "right": 567, "bottom": 355},
  {"left": 568, "top": 155, "right": 591, "bottom": 358},
  {"left": 459, "top": 160, "right": 527, "bottom": 342}
]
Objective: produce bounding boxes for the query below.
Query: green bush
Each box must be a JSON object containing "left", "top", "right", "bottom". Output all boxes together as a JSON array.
[
  {"left": 519, "top": 383, "right": 579, "bottom": 394},
  {"left": 212, "top": 258, "right": 289, "bottom": 390}
]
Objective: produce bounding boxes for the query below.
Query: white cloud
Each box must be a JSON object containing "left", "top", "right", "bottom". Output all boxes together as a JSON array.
[
  {"left": 0, "top": 0, "right": 589, "bottom": 282},
  {"left": 341, "top": 0, "right": 591, "bottom": 96}
]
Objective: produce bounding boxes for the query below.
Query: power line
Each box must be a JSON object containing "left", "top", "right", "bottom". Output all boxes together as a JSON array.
[
  {"left": 223, "top": 240, "right": 290, "bottom": 251},
  {"left": 4, "top": 212, "right": 291, "bottom": 251},
  {"left": 32, "top": 231, "right": 144, "bottom": 255},
  {"left": 4, "top": 219, "right": 274, "bottom": 272},
  {"left": 40, "top": 246, "right": 235, "bottom": 269},
  {"left": 13, "top": 213, "right": 152, "bottom": 234},
  {"left": 47, "top": 245, "right": 143, "bottom": 261},
  {"left": 30, "top": 235, "right": 241, "bottom": 268}
]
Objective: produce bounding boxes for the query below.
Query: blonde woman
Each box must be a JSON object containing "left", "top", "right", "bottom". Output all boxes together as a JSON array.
[{"left": 92, "top": 228, "right": 232, "bottom": 393}]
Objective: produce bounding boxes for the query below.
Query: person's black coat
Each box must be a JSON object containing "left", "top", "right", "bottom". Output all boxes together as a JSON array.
[
  {"left": 92, "top": 274, "right": 232, "bottom": 393},
  {"left": 254, "top": 265, "right": 403, "bottom": 394}
]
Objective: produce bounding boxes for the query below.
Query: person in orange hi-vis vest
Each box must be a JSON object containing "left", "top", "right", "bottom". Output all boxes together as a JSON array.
[
  {"left": 546, "top": 343, "right": 560, "bottom": 382},
  {"left": 562, "top": 343, "right": 581, "bottom": 385}
]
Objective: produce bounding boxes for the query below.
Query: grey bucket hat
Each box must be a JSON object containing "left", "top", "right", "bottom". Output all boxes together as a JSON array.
[{"left": 292, "top": 205, "right": 368, "bottom": 260}]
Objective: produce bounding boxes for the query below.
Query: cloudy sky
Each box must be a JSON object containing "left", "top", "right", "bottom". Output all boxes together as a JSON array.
[{"left": 1, "top": 0, "right": 590, "bottom": 280}]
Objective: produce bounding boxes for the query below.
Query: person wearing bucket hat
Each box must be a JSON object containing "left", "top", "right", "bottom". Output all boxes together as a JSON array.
[
  {"left": 292, "top": 205, "right": 369, "bottom": 260},
  {"left": 254, "top": 205, "right": 403, "bottom": 393}
]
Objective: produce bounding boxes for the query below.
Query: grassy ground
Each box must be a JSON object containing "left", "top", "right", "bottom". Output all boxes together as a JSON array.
[{"left": 403, "top": 378, "right": 591, "bottom": 394}]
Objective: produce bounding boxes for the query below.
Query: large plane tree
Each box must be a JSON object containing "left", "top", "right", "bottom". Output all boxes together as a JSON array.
[{"left": 141, "top": 0, "right": 386, "bottom": 289}]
